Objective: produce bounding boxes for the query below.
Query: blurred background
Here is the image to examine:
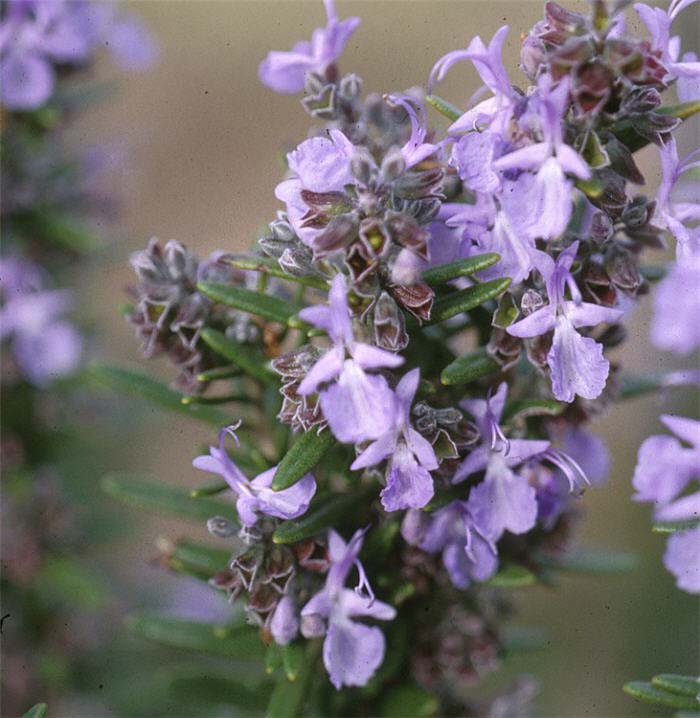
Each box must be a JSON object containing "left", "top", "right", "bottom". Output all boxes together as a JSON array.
[{"left": 15, "top": 0, "right": 700, "bottom": 715}]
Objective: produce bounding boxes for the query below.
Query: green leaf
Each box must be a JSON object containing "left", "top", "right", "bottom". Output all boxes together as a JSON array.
[
  {"left": 639, "top": 264, "right": 667, "bottom": 282},
  {"left": 190, "top": 480, "right": 230, "bottom": 498},
  {"left": 272, "top": 430, "right": 335, "bottom": 491},
  {"left": 101, "top": 473, "right": 238, "bottom": 524},
  {"left": 440, "top": 348, "right": 501, "bottom": 386},
  {"left": 225, "top": 254, "right": 328, "bottom": 290},
  {"left": 88, "top": 361, "right": 227, "bottom": 425},
  {"left": 550, "top": 547, "right": 638, "bottom": 574},
  {"left": 421, "top": 253, "right": 500, "bottom": 285},
  {"left": 426, "top": 94, "right": 462, "bottom": 122},
  {"left": 169, "top": 674, "right": 268, "bottom": 710},
  {"left": 653, "top": 519, "right": 700, "bottom": 534},
  {"left": 652, "top": 675, "right": 700, "bottom": 698},
  {"left": 486, "top": 564, "right": 537, "bottom": 588},
  {"left": 581, "top": 130, "right": 610, "bottom": 169},
  {"left": 266, "top": 641, "right": 320, "bottom": 718},
  {"left": 272, "top": 494, "right": 362, "bottom": 544},
  {"left": 126, "top": 613, "right": 263, "bottom": 658},
  {"left": 614, "top": 101, "right": 700, "bottom": 153},
  {"left": 196, "top": 365, "right": 242, "bottom": 382},
  {"left": 282, "top": 644, "right": 305, "bottom": 682},
  {"left": 164, "top": 539, "right": 230, "bottom": 579},
  {"left": 200, "top": 328, "right": 276, "bottom": 385},
  {"left": 34, "top": 557, "right": 105, "bottom": 610},
  {"left": 266, "top": 644, "right": 283, "bottom": 676},
  {"left": 23, "top": 704, "right": 48, "bottom": 718},
  {"left": 429, "top": 277, "right": 511, "bottom": 324},
  {"left": 576, "top": 176, "right": 604, "bottom": 199},
  {"left": 14, "top": 209, "right": 99, "bottom": 254},
  {"left": 198, "top": 281, "right": 299, "bottom": 324},
  {"left": 380, "top": 685, "right": 439, "bottom": 718},
  {"left": 503, "top": 398, "right": 564, "bottom": 424},
  {"left": 624, "top": 681, "right": 699, "bottom": 710}
]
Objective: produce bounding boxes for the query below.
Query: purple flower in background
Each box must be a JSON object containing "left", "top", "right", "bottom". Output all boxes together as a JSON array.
[
  {"left": 385, "top": 95, "right": 439, "bottom": 168},
  {"left": 494, "top": 75, "right": 590, "bottom": 241},
  {"left": 275, "top": 130, "right": 355, "bottom": 246},
  {"left": 0, "top": 256, "right": 82, "bottom": 386},
  {"left": 634, "top": 0, "right": 700, "bottom": 85},
  {"left": 454, "top": 383, "right": 549, "bottom": 540},
  {"left": 301, "top": 529, "right": 396, "bottom": 689},
  {"left": 450, "top": 130, "right": 502, "bottom": 194},
  {"left": 297, "top": 274, "right": 403, "bottom": 444},
  {"left": 258, "top": 0, "right": 360, "bottom": 94},
  {"left": 0, "top": 0, "right": 157, "bottom": 111},
  {"left": 665, "top": 527, "right": 700, "bottom": 593},
  {"left": 633, "top": 415, "right": 700, "bottom": 594},
  {"left": 507, "top": 243, "right": 623, "bottom": 402},
  {"left": 192, "top": 426, "right": 316, "bottom": 526},
  {"left": 270, "top": 595, "right": 300, "bottom": 646},
  {"left": 430, "top": 26, "right": 515, "bottom": 136},
  {"left": 633, "top": 415, "right": 700, "bottom": 507},
  {"left": 351, "top": 369, "right": 438, "bottom": 511},
  {"left": 401, "top": 502, "right": 498, "bottom": 589}
]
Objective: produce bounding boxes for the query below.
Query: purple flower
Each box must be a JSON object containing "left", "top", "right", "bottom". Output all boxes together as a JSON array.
[
  {"left": 430, "top": 26, "right": 515, "bottom": 136},
  {"left": 0, "top": 256, "right": 81, "bottom": 385},
  {"left": 507, "top": 243, "right": 623, "bottom": 402},
  {"left": 450, "top": 130, "right": 502, "bottom": 194},
  {"left": 297, "top": 274, "right": 403, "bottom": 444},
  {"left": 301, "top": 529, "right": 396, "bottom": 689},
  {"left": 494, "top": 75, "right": 590, "bottom": 241},
  {"left": 385, "top": 95, "right": 439, "bottom": 168},
  {"left": 453, "top": 383, "right": 550, "bottom": 541},
  {"left": 446, "top": 189, "right": 536, "bottom": 284},
  {"left": 351, "top": 369, "right": 438, "bottom": 511},
  {"left": 664, "top": 527, "right": 700, "bottom": 594},
  {"left": 192, "top": 426, "right": 317, "bottom": 527},
  {"left": 401, "top": 502, "right": 498, "bottom": 589},
  {"left": 0, "top": 0, "right": 156, "bottom": 111},
  {"left": 275, "top": 129, "right": 355, "bottom": 246},
  {"left": 270, "top": 595, "right": 300, "bottom": 646},
  {"left": 258, "top": 0, "right": 360, "bottom": 94},
  {"left": 632, "top": 415, "right": 700, "bottom": 508},
  {"left": 634, "top": 0, "right": 700, "bottom": 85}
]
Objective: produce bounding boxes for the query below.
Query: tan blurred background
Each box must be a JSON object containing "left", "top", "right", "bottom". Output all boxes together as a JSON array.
[{"left": 70, "top": 1, "right": 698, "bottom": 716}]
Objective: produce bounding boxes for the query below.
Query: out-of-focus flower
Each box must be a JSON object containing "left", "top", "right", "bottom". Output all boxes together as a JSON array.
[
  {"left": 258, "top": 0, "right": 360, "bottom": 94},
  {"left": 193, "top": 426, "right": 317, "bottom": 526},
  {"left": 300, "top": 529, "right": 396, "bottom": 689},
  {"left": 351, "top": 368, "right": 438, "bottom": 511},
  {"left": 507, "top": 243, "right": 623, "bottom": 402},
  {"left": 0, "top": 0, "right": 157, "bottom": 111},
  {"left": 0, "top": 256, "right": 81, "bottom": 385},
  {"left": 297, "top": 274, "right": 403, "bottom": 444}
]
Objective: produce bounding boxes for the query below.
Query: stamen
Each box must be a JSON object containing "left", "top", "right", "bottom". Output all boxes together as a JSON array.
[{"left": 542, "top": 448, "right": 590, "bottom": 494}]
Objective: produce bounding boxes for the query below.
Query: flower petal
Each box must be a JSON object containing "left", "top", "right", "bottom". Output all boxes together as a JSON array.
[{"left": 323, "top": 620, "right": 386, "bottom": 690}]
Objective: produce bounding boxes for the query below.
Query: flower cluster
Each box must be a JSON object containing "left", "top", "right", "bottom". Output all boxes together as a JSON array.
[
  {"left": 124, "top": 0, "right": 698, "bottom": 708},
  {"left": 0, "top": 0, "right": 157, "bottom": 111}
]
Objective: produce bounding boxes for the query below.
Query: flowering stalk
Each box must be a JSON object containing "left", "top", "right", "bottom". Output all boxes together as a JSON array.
[{"left": 113, "top": 1, "right": 699, "bottom": 714}]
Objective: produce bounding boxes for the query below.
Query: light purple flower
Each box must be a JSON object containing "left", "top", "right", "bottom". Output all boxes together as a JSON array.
[
  {"left": 297, "top": 274, "right": 403, "bottom": 444},
  {"left": 0, "top": 256, "right": 82, "bottom": 385},
  {"left": 401, "top": 501, "right": 498, "bottom": 589},
  {"left": 385, "top": 95, "right": 439, "bottom": 168},
  {"left": 634, "top": 0, "right": 700, "bottom": 85},
  {"left": 450, "top": 130, "right": 502, "bottom": 194},
  {"left": 0, "top": 0, "right": 157, "bottom": 111},
  {"left": 507, "top": 243, "right": 623, "bottom": 402},
  {"left": 300, "top": 528, "right": 396, "bottom": 689},
  {"left": 275, "top": 129, "right": 355, "bottom": 246},
  {"left": 351, "top": 369, "right": 438, "bottom": 511},
  {"left": 258, "top": 0, "right": 360, "bottom": 94},
  {"left": 446, "top": 188, "right": 536, "bottom": 284},
  {"left": 430, "top": 26, "right": 515, "bottom": 136},
  {"left": 633, "top": 415, "right": 700, "bottom": 508},
  {"left": 270, "top": 595, "right": 300, "bottom": 646},
  {"left": 454, "top": 383, "right": 550, "bottom": 541},
  {"left": 664, "top": 527, "right": 700, "bottom": 593},
  {"left": 192, "top": 426, "right": 317, "bottom": 527},
  {"left": 494, "top": 75, "right": 590, "bottom": 241}
]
